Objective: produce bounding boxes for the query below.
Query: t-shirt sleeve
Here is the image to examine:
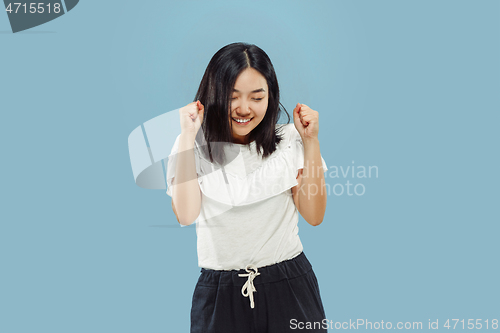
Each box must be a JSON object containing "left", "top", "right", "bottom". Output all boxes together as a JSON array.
[
  {"left": 291, "top": 125, "right": 328, "bottom": 174},
  {"left": 165, "top": 134, "right": 201, "bottom": 197}
]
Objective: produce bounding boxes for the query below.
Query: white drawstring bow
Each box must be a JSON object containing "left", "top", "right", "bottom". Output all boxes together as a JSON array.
[{"left": 238, "top": 264, "right": 261, "bottom": 309}]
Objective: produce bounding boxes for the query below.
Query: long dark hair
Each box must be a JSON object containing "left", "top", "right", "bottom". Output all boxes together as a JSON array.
[{"left": 194, "top": 42, "right": 290, "bottom": 166}]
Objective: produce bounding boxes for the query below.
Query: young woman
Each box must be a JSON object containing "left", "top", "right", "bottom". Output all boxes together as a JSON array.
[{"left": 166, "top": 42, "right": 329, "bottom": 333}]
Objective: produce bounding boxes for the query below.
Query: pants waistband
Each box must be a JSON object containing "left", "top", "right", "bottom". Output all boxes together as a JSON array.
[{"left": 197, "top": 252, "right": 312, "bottom": 288}]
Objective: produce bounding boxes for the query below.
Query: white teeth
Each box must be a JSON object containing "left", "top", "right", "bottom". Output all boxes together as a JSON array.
[{"left": 233, "top": 118, "right": 251, "bottom": 123}]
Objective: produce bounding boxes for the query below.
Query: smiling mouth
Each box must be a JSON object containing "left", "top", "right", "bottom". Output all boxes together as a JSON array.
[{"left": 232, "top": 117, "right": 253, "bottom": 124}]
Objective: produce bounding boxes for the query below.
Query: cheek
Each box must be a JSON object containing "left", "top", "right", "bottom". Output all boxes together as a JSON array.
[{"left": 256, "top": 101, "right": 268, "bottom": 116}]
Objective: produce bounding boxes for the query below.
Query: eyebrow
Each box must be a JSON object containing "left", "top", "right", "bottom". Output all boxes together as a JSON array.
[{"left": 233, "top": 88, "right": 266, "bottom": 94}]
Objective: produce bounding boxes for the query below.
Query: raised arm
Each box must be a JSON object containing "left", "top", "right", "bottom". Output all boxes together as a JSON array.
[
  {"left": 291, "top": 103, "right": 327, "bottom": 226},
  {"left": 171, "top": 102, "right": 204, "bottom": 226}
]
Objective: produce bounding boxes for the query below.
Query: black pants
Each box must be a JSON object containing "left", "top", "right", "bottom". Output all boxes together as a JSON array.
[{"left": 191, "top": 252, "right": 327, "bottom": 333}]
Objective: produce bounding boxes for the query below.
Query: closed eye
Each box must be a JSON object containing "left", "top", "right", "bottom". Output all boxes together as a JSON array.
[{"left": 231, "top": 97, "right": 263, "bottom": 101}]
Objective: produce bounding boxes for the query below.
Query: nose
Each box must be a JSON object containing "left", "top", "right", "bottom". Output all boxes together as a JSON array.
[{"left": 235, "top": 100, "right": 251, "bottom": 116}]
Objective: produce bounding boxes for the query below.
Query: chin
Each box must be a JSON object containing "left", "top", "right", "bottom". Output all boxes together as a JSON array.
[{"left": 234, "top": 129, "right": 252, "bottom": 136}]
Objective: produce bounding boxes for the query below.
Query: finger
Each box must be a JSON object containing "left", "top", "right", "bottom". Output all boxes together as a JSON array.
[
  {"left": 293, "top": 106, "right": 301, "bottom": 120},
  {"left": 298, "top": 110, "right": 310, "bottom": 121},
  {"left": 188, "top": 107, "right": 198, "bottom": 119},
  {"left": 302, "top": 115, "right": 316, "bottom": 123}
]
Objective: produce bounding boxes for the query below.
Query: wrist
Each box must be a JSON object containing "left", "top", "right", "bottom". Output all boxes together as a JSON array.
[
  {"left": 178, "top": 132, "right": 196, "bottom": 151},
  {"left": 302, "top": 136, "right": 320, "bottom": 145},
  {"left": 180, "top": 131, "right": 196, "bottom": 141}
]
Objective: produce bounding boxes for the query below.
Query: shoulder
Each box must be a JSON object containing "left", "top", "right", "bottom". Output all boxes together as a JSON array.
[
  {"left": 276, "top": 123, "right": 300, "bottom": 143},
  {"left": 276, "top": 122, "right": 295, "bottom": 134}
]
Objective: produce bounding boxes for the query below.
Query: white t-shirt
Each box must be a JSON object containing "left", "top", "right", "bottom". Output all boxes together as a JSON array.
[{"left": 166, "top": 123, "right": 328, "bottom": 270}]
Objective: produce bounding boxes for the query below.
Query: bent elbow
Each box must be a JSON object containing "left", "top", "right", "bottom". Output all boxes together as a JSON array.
[
  {"left": 307, "top": 217, "right": 324, "bottom": 227},
  {"left": 177, "top": 214, "right": 196, "bottom": 226},
  {"left": 172, "top": 199, "right": 200, "bottom": 227},
  {"left": 178, "top": 220, "right": 194, "bottom": 227}
]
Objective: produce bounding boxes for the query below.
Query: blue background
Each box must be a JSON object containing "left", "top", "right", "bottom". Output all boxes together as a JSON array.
[{"left": 1, "top": 0, "right": 499, "bottom": 332}]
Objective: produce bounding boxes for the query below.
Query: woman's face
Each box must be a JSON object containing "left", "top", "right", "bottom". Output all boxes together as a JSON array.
[{"left": 228, "top": 67, "right": 269, "bottom": 144}]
